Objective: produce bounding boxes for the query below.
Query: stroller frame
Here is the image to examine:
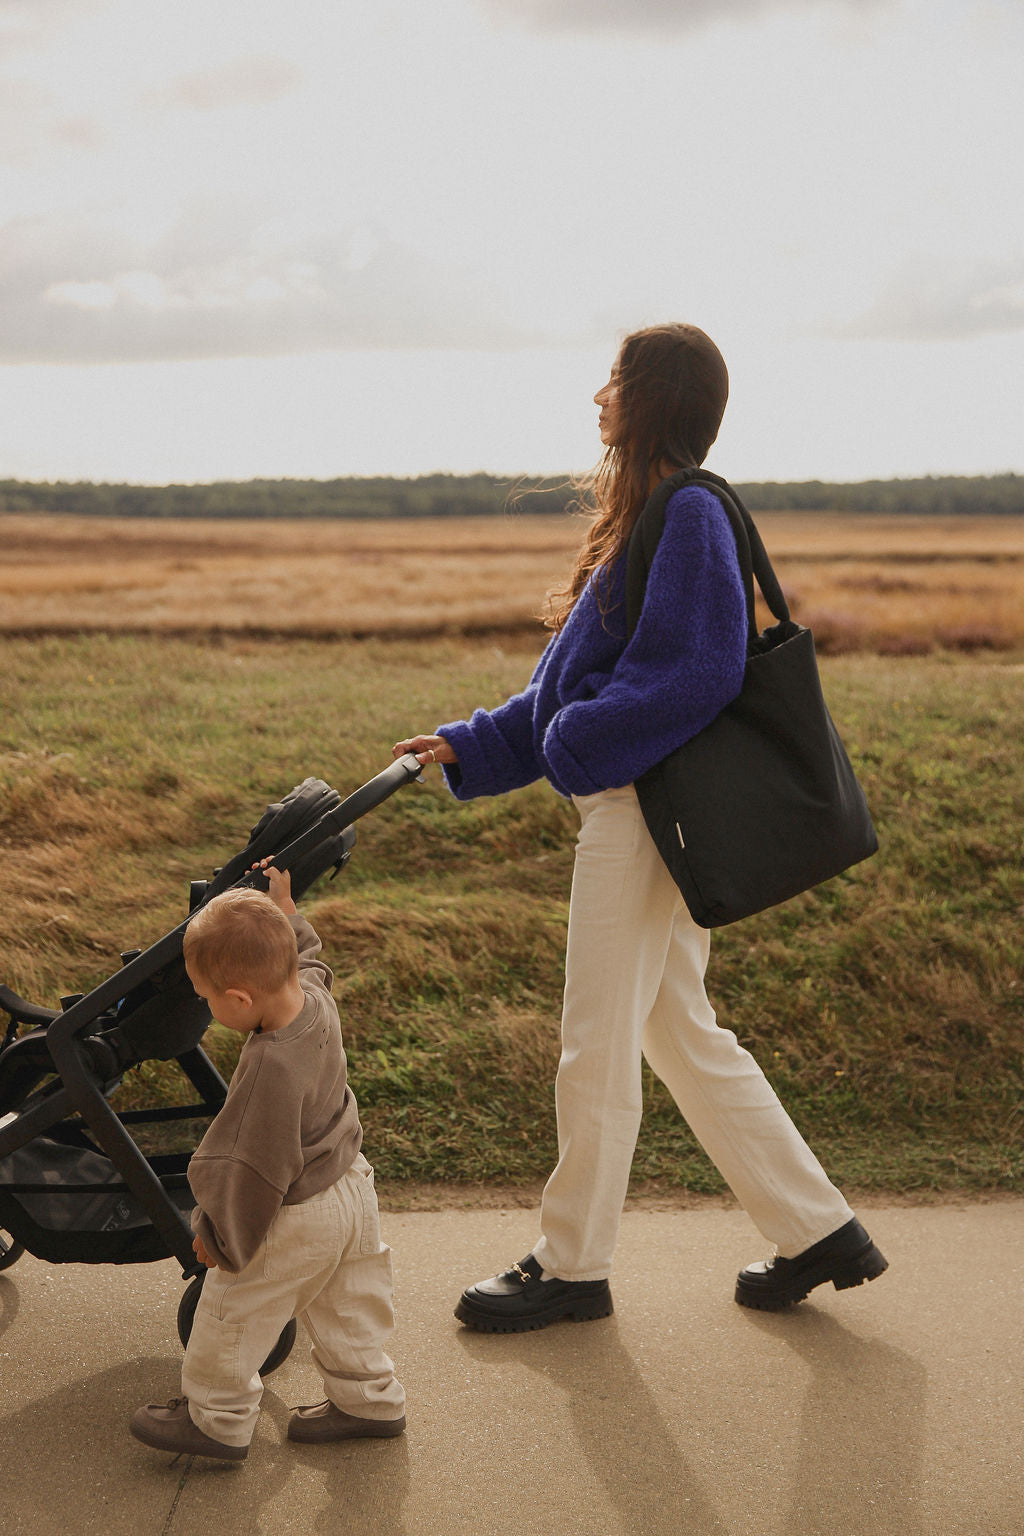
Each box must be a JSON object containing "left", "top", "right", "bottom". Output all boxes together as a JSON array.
[{"left": 0, "top": 755, "right": 422, "bottom": 1289}]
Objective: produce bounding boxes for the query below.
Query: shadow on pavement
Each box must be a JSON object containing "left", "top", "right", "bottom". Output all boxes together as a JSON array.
[
  {"left": 740, "top": 1305, "right": 928, "bottom": 1535},
  {"left": 458, "top": 1316, "right": 730, "bottom": 1536},
  {"left": 284, "top": 1405, "right": 413, "bottom": 1536},
  {"left": 0, "top": 1273, "right": 21, "bottom": 1338},
  {"left": 0, "top": 1354, "right": 287, "bottom": 1535}
]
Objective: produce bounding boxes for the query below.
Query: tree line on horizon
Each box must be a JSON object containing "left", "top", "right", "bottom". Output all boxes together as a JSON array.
[{"left": 0, "top": 471, "right": 1021, "bottom": 519}]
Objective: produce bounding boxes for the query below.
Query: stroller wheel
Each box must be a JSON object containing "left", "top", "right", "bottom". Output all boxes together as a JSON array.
[
  {"left": 177, "top": 1273, "right": 297, "bottom": 1376},
  {"left": 0, "top": 1227, "right": 25, "bottom": 1271}
]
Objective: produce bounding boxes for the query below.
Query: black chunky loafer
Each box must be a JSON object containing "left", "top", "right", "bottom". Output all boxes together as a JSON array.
[
  {"left": 735, "top": 1217, "right": 888, "bottom": 1311},
  {"left": 455, "top": 1253, "right": 613, "bottom": 1333}
]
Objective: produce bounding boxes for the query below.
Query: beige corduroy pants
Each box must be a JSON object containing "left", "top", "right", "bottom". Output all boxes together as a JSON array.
[
  {"left": 182, "top": 1153, "right": 405, "bottom": 1447},
  {"left": 531, "top": 786, "right": 854, "bottom": 1283}
]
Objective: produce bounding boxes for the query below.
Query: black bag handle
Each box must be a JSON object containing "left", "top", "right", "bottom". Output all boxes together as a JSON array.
[{"left": 625, "top": 467, "right": 790, "bottom": 649}]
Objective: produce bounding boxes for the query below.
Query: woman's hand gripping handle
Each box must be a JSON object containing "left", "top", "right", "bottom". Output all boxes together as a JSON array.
[{"left": 392, "top": 734, "right": 458, "bottom": 769}]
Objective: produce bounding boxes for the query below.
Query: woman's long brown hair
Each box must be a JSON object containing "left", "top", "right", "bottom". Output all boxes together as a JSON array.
[{"left": 546, "top": 323, "right": 729, "bottom": 631}]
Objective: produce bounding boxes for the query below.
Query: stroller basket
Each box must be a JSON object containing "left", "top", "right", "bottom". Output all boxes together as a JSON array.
[
  {"left": 0, "top": 1129, "right": 193, "bottom": 1264},
  {"left": 0, "top": 755, "right": 423, "bottom": 1278}
]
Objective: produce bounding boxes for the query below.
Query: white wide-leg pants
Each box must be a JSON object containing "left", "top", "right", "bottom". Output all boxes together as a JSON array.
[
  {"left": 182, "top": 1154, "right": 405, "bottom": 1448},
  {"left": 531, "top": 786, "right": 853, "bottom": 1282}
]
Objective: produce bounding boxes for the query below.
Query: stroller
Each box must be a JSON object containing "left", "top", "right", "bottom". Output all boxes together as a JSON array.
[{"left": 0, "top": 754, "right": 422, "bottom": 1375}]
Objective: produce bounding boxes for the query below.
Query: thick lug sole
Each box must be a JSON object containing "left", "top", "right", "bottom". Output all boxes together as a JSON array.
[
  {"left": 454, "top": 1287, "right": 613, "bottom": 1334},
  {"left": 735, "top": 1242, "right": 888, "bottom": 1312}
]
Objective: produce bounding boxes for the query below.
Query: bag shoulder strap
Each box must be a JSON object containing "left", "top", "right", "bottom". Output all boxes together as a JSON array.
[{"left": 624, "top": 467, "right": 790, "bottom": 646}]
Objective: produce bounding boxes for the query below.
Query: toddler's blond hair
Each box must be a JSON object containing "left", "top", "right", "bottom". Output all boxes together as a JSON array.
[{"left": 184, "top": 888, "right": 298, "bottom": 994}]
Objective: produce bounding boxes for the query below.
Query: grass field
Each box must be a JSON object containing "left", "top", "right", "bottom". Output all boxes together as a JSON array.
[
  {"left": 2, "top": 509, "right": 1024, "bottom": 652},
  {"left": 2, "top": 512, "right": 1022, "bottom": 1203}
]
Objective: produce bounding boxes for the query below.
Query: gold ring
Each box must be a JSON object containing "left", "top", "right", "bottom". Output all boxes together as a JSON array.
[{"left": 427, "top": 748, "right": 436, "bottom": 762}]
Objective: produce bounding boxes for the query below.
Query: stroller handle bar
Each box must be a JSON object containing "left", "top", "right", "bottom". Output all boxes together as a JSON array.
[
  {"left": 46, "top": 754, "right": 424, "bottom": 1053},
  {"left": 245, "top": 752, "right": 424, "bottom": 887},
  {"left": 334, "top": 751, "right": 424, "bottom": 824}
]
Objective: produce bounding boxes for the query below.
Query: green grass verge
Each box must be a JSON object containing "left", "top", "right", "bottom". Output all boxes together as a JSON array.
[{"left": 2, "top": 634, "right": 1022, "bottom": 1197}]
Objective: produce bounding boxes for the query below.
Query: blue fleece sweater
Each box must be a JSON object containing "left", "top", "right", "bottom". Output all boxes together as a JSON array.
[{"left": 438, "top": 485, "right": 748, "bottom": 801}]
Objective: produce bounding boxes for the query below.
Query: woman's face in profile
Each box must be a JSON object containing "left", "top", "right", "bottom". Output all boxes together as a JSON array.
[{"left": 594, "top": 370, "right": 622, "bottom": 447}]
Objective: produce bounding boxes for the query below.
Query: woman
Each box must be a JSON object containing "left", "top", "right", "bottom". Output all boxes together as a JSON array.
[{"left": 394, "top": 322, "right": 886, "bottom": 1331}]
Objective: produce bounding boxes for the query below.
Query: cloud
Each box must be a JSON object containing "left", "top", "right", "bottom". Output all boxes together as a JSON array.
[
  {"left": 149, "top": 55, "right": 303, "bottom": 112},
  {"left": 0, "top": 76, "right": 104, "bottom": 163},
  {"left": 0, "top": 203, "right": 535, "bottom": 362},
  {"left": 0, "top": 0, "right": 109, "bottom": 56},
  {"left": 472, "top": 0, "right": 884, "bottom": 34},
  {"left": 837, "top": 258, "right": 1024, "bottom": 341},
  {"left": 0, "top": 77, "right": 53, "bottom": 161}
]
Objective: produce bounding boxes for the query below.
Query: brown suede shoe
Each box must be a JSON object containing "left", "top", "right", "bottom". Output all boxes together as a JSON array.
[
  {"left": 129, "top": 1396, "right": 248, "bottom": 1462},
  {"left": 287, "top": 1401, "right": 407, "bottom": 1444}
]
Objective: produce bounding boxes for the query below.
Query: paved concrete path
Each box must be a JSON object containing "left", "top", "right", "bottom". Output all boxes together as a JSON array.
[{"left": 1, "top": 1200, "right": 1021, "bottom": 1535}]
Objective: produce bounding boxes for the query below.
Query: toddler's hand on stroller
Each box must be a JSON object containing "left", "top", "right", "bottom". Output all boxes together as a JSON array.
[
  {"left": 250, "top": 858, "right": 298, "bottom": 916},
  {"left": 393, "top": 733, "right": 458, "bottom": 768}
]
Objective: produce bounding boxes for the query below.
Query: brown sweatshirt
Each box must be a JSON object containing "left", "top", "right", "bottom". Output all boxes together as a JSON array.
[{"left": 188, "top": 913, "right": 362, "bottom": 1272}]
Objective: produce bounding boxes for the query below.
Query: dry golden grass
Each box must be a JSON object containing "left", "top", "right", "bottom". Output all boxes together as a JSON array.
[
  {"left": 774, "top": 554, "right": 1024, "bottom": 653},
  {"left": 1, "top": 510, "right": 1022, "bottom": 651},
  {"left": 0, "top": 512, "right": 577, "bottom": 635}
]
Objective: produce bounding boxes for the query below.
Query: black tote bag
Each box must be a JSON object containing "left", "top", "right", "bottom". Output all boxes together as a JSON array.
[{"left": 625, "top": 468, "right": 878, "bottom": 928}]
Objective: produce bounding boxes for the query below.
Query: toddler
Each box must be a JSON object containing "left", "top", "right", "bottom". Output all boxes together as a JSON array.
[{"left": 130, "top": 863, "right": 405, "bottom": 1462}]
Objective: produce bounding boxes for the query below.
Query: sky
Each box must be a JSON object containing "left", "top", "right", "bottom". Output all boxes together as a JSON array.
[{"left": 0, "top": 0, "right": 1021, "bottom": 485}]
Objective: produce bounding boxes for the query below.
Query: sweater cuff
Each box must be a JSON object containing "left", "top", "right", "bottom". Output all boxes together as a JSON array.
[
  {"left": 287, "top": 911, "right": 320, "bottom": 949},
  {"left": 542, "top": 714, "right": 605, "bottom": 797},
  {"left": 191, "top": 1209, "right": 235, "bottom": 1272},
  {"left": 435, "top": 718, "right": 491, "bottom": 800}
]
